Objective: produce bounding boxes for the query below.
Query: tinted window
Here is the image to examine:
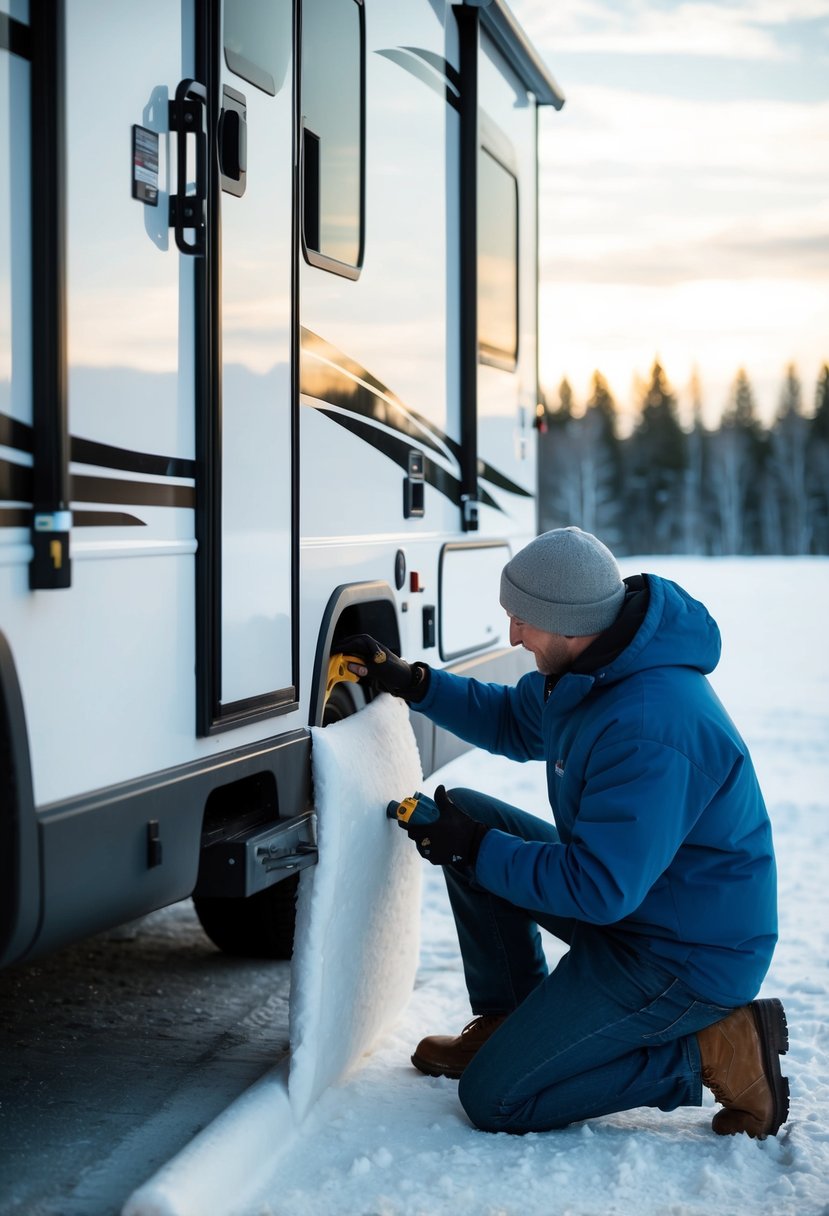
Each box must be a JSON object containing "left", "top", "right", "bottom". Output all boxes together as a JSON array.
[
  {"left": 301, "top": 0, "right": 364, "bottom": 273},
  {"left": 224, "top": 0, "right": 291, "bottom": 97},
  {"left": 478, "top": 148, "right": 518, "bottom": 367}
]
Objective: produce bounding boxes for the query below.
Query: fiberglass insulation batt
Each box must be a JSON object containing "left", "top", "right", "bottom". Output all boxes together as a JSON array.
[
  {"left": 289, "top": 692, "right": 424, "bottom": 1118},
  {"left": 123, "top": 693, "right": 423, "bottom": 1216}
]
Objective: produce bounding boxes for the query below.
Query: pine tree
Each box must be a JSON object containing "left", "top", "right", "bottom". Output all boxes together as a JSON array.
[
  {"left": 808, "top": 363, "right": 829, "bottom": 552},
  {"left": 537, "top": 377, "right": 576, "bottom": 531},
  {"left": 537, "top": 373, "right": 622, "bottom": 541},
  {"left": 707, "top": 368, "right": 767, "bottom": 554},
  {"left": 626, "top": 359, "right": 687, "bottom": 553},
  {"left": 813, "top": 363, "right": 829, "bottom": 441},
  {"left": 770, "top": 363, "right": 810, "bottom": 553},
  {"left": 681, "top": 367, "right": 706, "bottom": 554}
]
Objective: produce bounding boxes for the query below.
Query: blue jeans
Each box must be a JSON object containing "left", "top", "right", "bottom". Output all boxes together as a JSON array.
[{"left": 441, "top": 789, "right": 734, "bottom": 1134}]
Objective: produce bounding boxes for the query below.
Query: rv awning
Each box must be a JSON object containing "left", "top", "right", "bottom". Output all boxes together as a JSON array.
[{"left": 464, "top": 0, "right": 566, "bottom": 110}]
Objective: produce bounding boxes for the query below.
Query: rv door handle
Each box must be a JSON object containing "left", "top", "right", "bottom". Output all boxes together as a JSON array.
[{"left": 168, "top": 78, "right": 207, "bottom": 256}]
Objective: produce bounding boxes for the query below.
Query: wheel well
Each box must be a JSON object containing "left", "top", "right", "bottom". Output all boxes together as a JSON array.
[
  {"left": 330, "top": 598, "right": 400, "bottom": 654},
  {"left": 0, "top": 631, "right": 38, "bottom": 967},
  {"left": 309, "top": 581, "right": 400, "bottom": 727}
]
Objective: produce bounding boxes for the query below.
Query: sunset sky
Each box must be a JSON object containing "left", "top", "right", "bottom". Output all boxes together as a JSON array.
[{"left": 510, "top": 0, "right": 829, "bottom": 429}]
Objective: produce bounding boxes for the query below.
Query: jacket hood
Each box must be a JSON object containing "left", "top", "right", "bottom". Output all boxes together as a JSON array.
[{"left": 598, "top": 574, "right": 721, "bottom": 686}]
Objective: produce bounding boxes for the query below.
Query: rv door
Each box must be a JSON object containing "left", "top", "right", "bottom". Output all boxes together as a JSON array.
[
  {"left": 207, "top": 1, "right": 296, "bottom": 729},
  {"left": 63, "top": 2, "right": 297, "bottom": 738}
]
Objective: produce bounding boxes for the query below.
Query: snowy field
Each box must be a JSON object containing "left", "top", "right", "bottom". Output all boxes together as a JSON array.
[{"left": 234, "top": 557, "right": 829, "bottom": 1216}]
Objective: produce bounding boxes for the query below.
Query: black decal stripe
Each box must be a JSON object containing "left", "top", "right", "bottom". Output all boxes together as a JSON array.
[
  {"left": 301, "top": 337, "right": 449, "bottom": 461},
  {"left": 301, "top": 331, "right": 534, "bottom": 504},
  {"left": 71, "top": 475, "right": 195, "bottom": 509},
  {"left": 479, "top": 461, "right": 533, "bottom": 499},
  {"left": 301, "top": 328, "right": 459, "bottom": 464},
  {"left": 376, "top": 48, "right": 460, "bottom": 112},
  {"left": 0, "top": 412, "right": 33, "bottom": 453},
  {"left": 316, "top": 408, "right": 500, "bottom": 513},
  {"left": 1, "top": 458, "right": 194, "bottom": 510},
  {"left": 0, "top": 14, "right": 31, "bottom": 59},
  {"left": 0, "top": 458, "right": 31, "bottom": 502},
  {"left": 0, "top": 411, "right": 194, "bottom": 480},
  {"left": 71, "top": 437, "right": 195, "bottom": 480},
  {"left": 302, "top": 375, "right": 447, "bottom": 461}
]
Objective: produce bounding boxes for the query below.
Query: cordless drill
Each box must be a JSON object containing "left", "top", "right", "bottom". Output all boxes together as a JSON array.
[{"left": 386, "top": 792, "right": 439, "bottom": 825}]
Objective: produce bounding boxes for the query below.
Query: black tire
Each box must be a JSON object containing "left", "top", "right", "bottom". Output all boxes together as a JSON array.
[
  {"left": 194, "top": 875, "right": 299, "bottom": 960},
  {"left": 192, "top": 677, "right": 365, "bottom": 959}
]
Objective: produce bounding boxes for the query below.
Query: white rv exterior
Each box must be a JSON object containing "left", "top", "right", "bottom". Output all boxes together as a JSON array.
[{"left": 0, "top": 0, "right": 563, "bottom": 965}]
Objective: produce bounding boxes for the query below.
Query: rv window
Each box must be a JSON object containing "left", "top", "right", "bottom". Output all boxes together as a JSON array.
[
  {"left": 478, "top": 148, "right": 518, "bottom": 368},
  {"left": 223, "top": 0, "right": 291, "bottom": 97},
  {"left": 301, "top": 0, "right": 364, "bottom": 277}
]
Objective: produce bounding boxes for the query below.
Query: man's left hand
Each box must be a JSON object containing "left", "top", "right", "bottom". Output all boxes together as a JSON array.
[{"left": 402, "top": 785, "right": 489, "bottom": 870}]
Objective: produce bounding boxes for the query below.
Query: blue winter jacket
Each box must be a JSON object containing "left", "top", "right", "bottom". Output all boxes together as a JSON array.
[{"left": 414, "top": 574, "right": 777, "bottom": 1007}]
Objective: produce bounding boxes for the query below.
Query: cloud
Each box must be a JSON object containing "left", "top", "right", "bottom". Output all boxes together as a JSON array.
[
  {"left": 514, "top": 0, "right": 829, "bottom": 61},
  {"left": 542, "top": 228, "right": 829, "bottom": 287},
  {"left": 543, "top": 87, "right": 829, "bottom": 177},
  {"left": 537, "top": 86, "right": 829, "bottom": 284}
]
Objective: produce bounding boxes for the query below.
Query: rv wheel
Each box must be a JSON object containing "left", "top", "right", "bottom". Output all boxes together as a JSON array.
[
  {"left": 192, "top": 678, "right": 366, "bottom": 959},
  {"left": 193, "top": 877, "right": 299, "bottom": 960}
]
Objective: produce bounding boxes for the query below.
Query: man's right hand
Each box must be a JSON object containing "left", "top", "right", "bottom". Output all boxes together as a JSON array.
[{"left": 338, "top": 634, "right": 430, "bottom": 702}]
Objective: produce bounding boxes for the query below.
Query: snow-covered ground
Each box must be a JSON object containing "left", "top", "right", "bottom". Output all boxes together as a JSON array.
[{"left": 238, "top": 557, "right": 829, "bottom": 1216}]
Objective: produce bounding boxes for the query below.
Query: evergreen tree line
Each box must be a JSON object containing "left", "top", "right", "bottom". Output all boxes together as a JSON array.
[{"left": 537, "top": 360, "right": 829, "bottom": 556}]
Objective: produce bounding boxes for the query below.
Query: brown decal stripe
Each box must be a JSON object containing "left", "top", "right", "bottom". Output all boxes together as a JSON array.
[
  {"left": 74, "top": 511, "right": 146, "bottom": 527},
  {"left": 0, "top": 508, "right": 145, "bottom": 528},
  {"left": 1, "top": 458, "right": 193, "bottom": 516},
  {"left": 1, "top": 413, "right": 194, "bottom": 526},
  {"left": 0, "top": 507, "right": 29, "bottom": 528},
  {"left": 70, "top": 475, "right": 194, "bottom": 509}
]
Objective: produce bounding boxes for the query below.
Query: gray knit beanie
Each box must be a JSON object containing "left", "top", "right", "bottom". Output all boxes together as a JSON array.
[{"left": 499, "top": 527, "right": 625, "bottom": 636}]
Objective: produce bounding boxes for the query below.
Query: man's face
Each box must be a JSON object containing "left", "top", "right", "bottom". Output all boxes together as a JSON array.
[{"left": 507, "top": 614, "right": 582, "bottom": 676}]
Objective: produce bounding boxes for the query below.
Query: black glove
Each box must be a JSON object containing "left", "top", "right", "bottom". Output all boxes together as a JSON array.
[
  {"left": 338, "top": 634, "right": 430, "bottom": 703},
  {"left": 402, "top": 785, "right": 489, "bottom": 870}
]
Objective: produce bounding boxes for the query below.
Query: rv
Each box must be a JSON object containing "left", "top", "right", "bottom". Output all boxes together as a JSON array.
[{"left": 0, "top": 0, "right": 563, "bottom": 966}]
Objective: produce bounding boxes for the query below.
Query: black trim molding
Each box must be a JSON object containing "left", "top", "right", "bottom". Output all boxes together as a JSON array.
[
  {"left": 456, "top": 4, "right": 479, "bottom": 531},
  {"left": 29, "top": 0, "right": 71, "bottom": 588}
]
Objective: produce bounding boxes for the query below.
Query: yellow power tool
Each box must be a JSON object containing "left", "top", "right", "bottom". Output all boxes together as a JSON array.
[{"left": 323, "top": 653, "right": 365, "bottom": 707}]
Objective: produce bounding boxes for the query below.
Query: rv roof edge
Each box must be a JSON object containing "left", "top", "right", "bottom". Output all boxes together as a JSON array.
[{"left": 470, "top": 0, "right": 566, "bottom": 110}]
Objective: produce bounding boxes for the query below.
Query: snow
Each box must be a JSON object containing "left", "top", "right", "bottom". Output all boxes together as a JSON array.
[
  {"left": 289, "top": 694, "right": 423, "bottom": 1119},
  {"left": 245, "top": 558, "right": 829, "bottom": 1216},
  {"left": 127, "top": 558, "right": 829, "bottom": 1216}
]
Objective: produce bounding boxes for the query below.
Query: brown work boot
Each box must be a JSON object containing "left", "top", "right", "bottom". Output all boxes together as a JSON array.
[
  {"left": 697, "top": 998, "right": 790, "bottom": 1139},
  {"left": 411, "top": 1014, "right": 508, "bottom": 1078}
]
